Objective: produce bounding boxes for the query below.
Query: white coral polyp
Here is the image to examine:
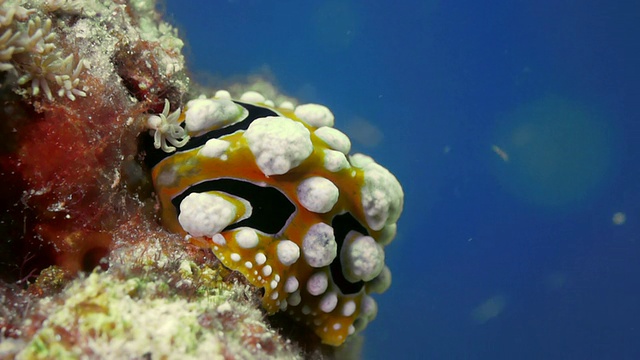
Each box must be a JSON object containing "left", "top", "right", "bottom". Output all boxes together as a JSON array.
[
  {"left": 178, "top": 192, "right": 237, "bottom": 238},
  {"left": 184, "top": 98, "right": 245, "bottom": 136},
  {"left": 243, "top": 116, "right": 312, "bottom": 176}
]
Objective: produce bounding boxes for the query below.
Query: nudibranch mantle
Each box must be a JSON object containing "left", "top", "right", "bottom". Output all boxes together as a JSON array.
[{"left": 145, "top": 91, "right": 404, "bottom": 346}]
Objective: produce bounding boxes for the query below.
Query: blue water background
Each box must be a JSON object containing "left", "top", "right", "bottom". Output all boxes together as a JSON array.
[{"left": 164, "top": 1, "right": 640, "bottom": 358}]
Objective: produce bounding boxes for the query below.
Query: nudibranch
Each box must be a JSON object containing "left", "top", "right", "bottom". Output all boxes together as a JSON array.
[{"left": 144, "top": 90, "right": 404, "bottom": 346}]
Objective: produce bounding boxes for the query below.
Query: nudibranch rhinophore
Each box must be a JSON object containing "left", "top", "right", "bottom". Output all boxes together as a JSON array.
[{"left": 144, "top": 90, "right": 404, "bottom": 346}]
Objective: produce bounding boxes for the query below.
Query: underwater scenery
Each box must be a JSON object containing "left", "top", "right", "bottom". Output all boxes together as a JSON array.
[
  {"left": 0, "top": 0, "right": 637, "bottom": 358},
  {"left": 163, "top": 1, "right": 640, "bottom": 359}
]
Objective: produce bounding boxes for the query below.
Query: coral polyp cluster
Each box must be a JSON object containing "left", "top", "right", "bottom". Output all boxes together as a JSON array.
[
  {"left": 145, "top": 90, "right": 404, "bottom": 346},
  {"left": 0, "top": 0, "right": 87, "bottom": 100}
]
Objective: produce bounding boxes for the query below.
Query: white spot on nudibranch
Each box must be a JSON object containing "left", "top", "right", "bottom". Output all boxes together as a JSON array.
[
  {"left": 178, "top": 193, "right": 236, "bottom": 238},
  {"left": 255, "top": 252, "right": 267, "bottom": 265},
  {"left": 212, "top": 234, "right": 226, "bottom": 246},
  {"left": 323, "top": 149, "right": 350, "bottom": 172},
  {"left": 302, "top": 223, "right": 337, "bottom": 268},
  {"left": 366, "top": 265, "right": 392, "bottom": 294},
  {"left": 279, "top": 101, "right": 295, "bottom": 110},
  {"left": 284, "top": 276, "right": 299, "bottom": 293},
  {"left": 184, "top": 98, "right": 245, "bottom": 136},
  {"left": 307, "top": 272, "right": 328, "bottom": 296},
  {"left": 198, "top": 138, "right": 230, "bottom": 160},
  {"left": 353, "top": 154, "right": 404, "bottom": 231},
  {"left": 235, "top": 228, "right": 259, "bottom": 249},
  {"left": 341, "top": 231, "right": 385, "bottom": 282},
  {"left": 288, "top": 291, "right": 302, "bottom": 306},
  {"left": 277, "top": 240, "right": 300, "bottom": 266},
  {"left": 342, "top": 300, "right": 356, "bottom": 317},
  {"left": 240, "top": 90, "right": 266, "bottom": 103},
  {"left": 297, "top": 177, "right": 339, "bottom": 213},
  {"left": 262, "top": 265, "right": 273, "bottom": 277},
  {"left": 214, "top": 90, "right": 231, "bottom": 99},
  {"left": 294, "top": 103, "right": 335, "bottom": 127},
  {"left": 314, "top": 127, "right": 351, "bottom": 154},
  {"left": 244, "top": 116, "right": 313, "bottom": 176},
  {"left": 320, "top": 292, "right": 338, "bottom": 313}
]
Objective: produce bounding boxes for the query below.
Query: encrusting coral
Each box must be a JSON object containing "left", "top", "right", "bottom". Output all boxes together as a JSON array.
[
  {"left": 0, "top": 236, "right": 303, "bottom": 359},
  {"left": 0, "top": 0, "right": 401, "bottom": 358}
]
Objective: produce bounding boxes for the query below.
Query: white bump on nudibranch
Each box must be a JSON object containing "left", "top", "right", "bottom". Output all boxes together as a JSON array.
[
  {"left": 377, "top": 224, "right": 397, "bottom": 246},
  {"left": 240, "top": 90, "right": 266, "bottom": 103},
  {"left": 214, "top": 90, "right": 231, "bottom": 99},
  {"left": 319, "top": 292, "right": 338, "bottom": 313},
  {"left": 255, "top": 252, "right": 267, "bottom": 265},
  {"left": 353, "top": 154, "right": 404, "bottom": 231},
  {"left": 342, "top": 300, "right": 356, "bottom": 317},
  {"left": 279, "top": 101, "right": 295, "bottom": 110},
  {"left": 262, "top": 265, "right": 273, "bottom": 277},
  {"left": 244, "top": 116, "right": 313, "bottom": 176},
  {"left": 306, "top": 272, "right": 328, "bottom": 296},
  {"left": 288, "top": 291, "right": 302, "bottom": 306},
  {"left": 198, "top": 138, "right": 230, "bottom": 160},
  {"left": 294, "top": 103, "right": 335, "bottom": 127},
  {"left": 349, "top": 153, "right": 375, "bottom": 168},
  {"left": 184, "top": 98, "right": 245, "bottom": 136},
  {"left": 302, "top": 223, "right": 337, "bottom": 268},
  {"left": 178, "top": 192, "right": 236, "bottom": 238},
  {"left": 296, "top": 177, "right": 339, "bottom": 213},
  {"left": 314, "top": 127, "right": 351, "bottom": 154},
  {"left": 230, "top": 253, "right": 241, "bottom": 262},
  {"left": 276, "top": 240, "right": 300, "bottom": 266},
  {"left": 270, "top": 280, "right": 278, "bottom": 289},
  {"left": 284, "top": 276, "right": 299, "bottom": 293},
  {"left": 367, "top": 265, "right": 392, "bottom": 294},
  {"left": 212, "top": 234, "right": 226, "bottom": 246},
  {"left": 235, "top": 228, "right": 259, "bottom": 249},
  {"left": 341, "top": 231, "right": 385, "bottom": 282},
  {"left": 323, "top": 149, "right": 350, "bottom": 172},
  {"left": 360, "top": 295, "right": 378, "bottom": 320}
]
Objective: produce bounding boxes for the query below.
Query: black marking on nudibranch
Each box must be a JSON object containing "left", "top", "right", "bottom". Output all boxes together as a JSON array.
[
  {"left": 171, "top": 178, "right": 296, "bottom": 235},
  {"left": 330, "top": 213, "right": 367, "bottom": 295}
]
